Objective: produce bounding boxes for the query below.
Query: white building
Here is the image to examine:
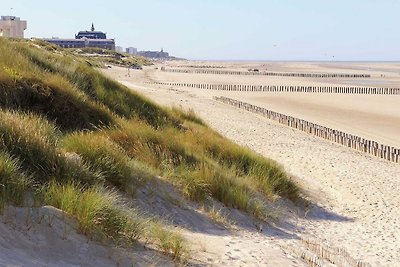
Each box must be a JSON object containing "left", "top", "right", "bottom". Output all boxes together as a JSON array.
[
  {"left": 126, "top": 47, "right": 137, "bottom": 55},
  {"left": 115, "top": 46, "right": 124, "bottom": 53},
  {"left": 0, "top": 16, "right": 27, "bottom": 38}
]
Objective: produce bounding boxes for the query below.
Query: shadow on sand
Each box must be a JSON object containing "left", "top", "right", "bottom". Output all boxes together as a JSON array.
[{"left": 133, "top": 177, "right": 353, "bottom": 243}]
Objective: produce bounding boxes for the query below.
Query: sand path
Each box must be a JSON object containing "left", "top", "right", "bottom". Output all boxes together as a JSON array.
[{"left": 103, "top": 65, "right": 400, "bottom": 266}]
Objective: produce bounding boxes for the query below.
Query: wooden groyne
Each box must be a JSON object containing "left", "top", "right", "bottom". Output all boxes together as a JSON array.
[
  {"left": 160, "top": 67, "right": 371, "bottom": 78},
  {"left": 154, "top": 82, "right": 400, "bottom": 95},
  {"left": 298, "top": 237, "right": 371, "bottom": 267},
  {"left": 214, "top": 96, "right": 400, "bottom": 164},
  {"left": 174, "top": 65, "right": 226, "bottom": 69}
]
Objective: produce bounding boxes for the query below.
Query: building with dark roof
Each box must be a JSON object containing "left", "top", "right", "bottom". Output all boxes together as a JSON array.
[
  {"left": 43, "top": 23, "right": 115, "bottom": 50},
  {"left": 75, "top": 23, "right": 107, "bottom": 39},
  {"left": 137, "top": 49, "right": 169, "bottom": 58}
]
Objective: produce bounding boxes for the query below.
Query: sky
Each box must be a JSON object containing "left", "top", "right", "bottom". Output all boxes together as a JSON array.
[{"left": 2, "top": 0, "right": 400, "bottom": 61}]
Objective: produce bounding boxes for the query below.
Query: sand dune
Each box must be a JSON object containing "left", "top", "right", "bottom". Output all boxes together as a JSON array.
[
  {"left": 103, "top": 63, "right": 400, "bottom": 266},
  {"left": 0, "top": 206, "right": 172, "bottom": 267}
]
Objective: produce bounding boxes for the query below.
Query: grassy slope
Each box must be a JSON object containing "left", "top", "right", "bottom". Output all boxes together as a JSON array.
[{"left": 0, "top": 38, "right": 300, "bottom": 262}]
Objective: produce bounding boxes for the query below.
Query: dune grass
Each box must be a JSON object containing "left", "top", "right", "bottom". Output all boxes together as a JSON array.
[
  {"left": 0, "top": 38, "right": 301, "bottom": 262},
  {"left": 0, "top": 39, "right": 115, "bottom": 131},
  {"left": 64, "top": 65, "right": 179, "bottom": 128},
  {"left": 0, "top": 110, "right": 101, "bottom": 185},
  {"left": 171, "top": 106, "right": 206, "bottom": 126},
  {"left": 62, "top": 132, "right": 153, "bottom": 193},
  {"left": 0, "top": 75, "right": 115, "bottom": 131},
  {"left": 148, "top": 221, "right": 188, "bottom": 261},
  {"left": 42, "top": 182, "right": 187, "bottom": 261},
  {"left": 102, "top": 120, "right": 297, "bottom": 219},
  {"left": 0, "top": 110, "right": 62, "bottom": 180},
  {"left": 0, "top": 151, "right": 31, "bottom": 210},
  {"left": 42, "top": 182, "right": 143, "bottom": 242},
  {"left": 105, "top": 120, "right": 199, "bottom": 168},
  {"left": 206, "top": 205, "right": 232, "bottom": 228},
  {"left": 180, "top": 122, "right": 299, "bottom": 200},
  {"left": 105, "top": 118, "right": 299, "bottom": 202}
]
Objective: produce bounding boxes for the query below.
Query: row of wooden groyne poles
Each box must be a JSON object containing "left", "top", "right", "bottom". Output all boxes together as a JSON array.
[
  {"left": 153, "top": 81, "right": 400, "bottom": 95},
  {"left": 214, "top": 96, "right": 400, "bottom": 164},
  {"left": 294, "top": 237, "right": 371, "bottom": 267},
  {"left": 160, "top": 67, "right": 371, "bottom": 78}
]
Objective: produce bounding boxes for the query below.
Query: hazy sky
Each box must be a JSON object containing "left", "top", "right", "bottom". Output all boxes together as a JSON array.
[{"left": 3, "top": 0, "right": 400, "bottom": 60}]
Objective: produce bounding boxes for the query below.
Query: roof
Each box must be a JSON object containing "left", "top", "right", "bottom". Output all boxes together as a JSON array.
[
  {"left": 43, "top": 38, "right": 114, "bottom": 43},
  {"left": 1, "top": 16, "right": 22, "bottom": 21},
  {"left": 77, "top": 31, "right": 106, "bottom": 34},
  {"left": 43, "top": 38, "right": 85, "bottom": 42},
  {"left": 87, "top": 39, "right": 115, "bottom": 43}
]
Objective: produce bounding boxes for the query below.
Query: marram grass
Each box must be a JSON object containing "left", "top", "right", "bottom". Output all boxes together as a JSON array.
[
  {"left": 42, "top": 182, "right": 188, "bottom": 261},
  {"left": 0, "top": 150, "right": 31, "bottom": 210},
  {"left": 62, "top": 132, "right": 153, "bottom": 193},
  {"left": 0, "top": 37, "right": 301, "bottom": 262}
]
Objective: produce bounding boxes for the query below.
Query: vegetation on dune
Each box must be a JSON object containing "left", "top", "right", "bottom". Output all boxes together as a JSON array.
[
  {"left": 0, "top": 151, "right": 31, "bottom": 210},
  {"left": 43, "top": 182, "right": 188, "bottom": 260},
  {"left": 68, "top": 66, "right": 178, "bottom": 128},
  {"left": 0, "top": 39, "right": 115, "bottom": 131},
  {"left": 62, "top": 132, "right": 153, "bottom": 193},
  {"left": 69, "top": 46, "right": 152, "bottom": 68},
  {"left": 0, "top": 110, "right": 99, "bottom": 185},
  {"left": 7, "top": 40, "right": 176, "bottom": 128},
  {"left": 42, "top": 182, "right": 146, "bottom": 242},
  {"left": 0, "top": 38, "right": 300, "bottom": 262},
  {"left": 186, "top": 123, "right": 299, "bottom": 200},
  {"left": 0, "top": 75, "right": 115, "bottom": 131}
]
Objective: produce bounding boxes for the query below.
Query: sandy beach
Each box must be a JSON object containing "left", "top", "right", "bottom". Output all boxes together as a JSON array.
[
  {"left": 213, "top": 92, "right": 400, "bottom": 147},
  {"left": 103, "top": 62, "right": 400, "bottom": 266}
]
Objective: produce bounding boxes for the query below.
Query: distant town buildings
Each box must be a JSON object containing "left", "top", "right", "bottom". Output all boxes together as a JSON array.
[
  {"left": 126, "top": 47, "right": 137, "bottom": 55},
  {"left": 115, "top": 46, "right": 124, "bottom": 53},
  {"left": 0, "top": 16, "right": 174, "bottom": 58},
  {"left": 0, "top": 16, "right": 27, "bottom": 38},
  {"left": 137, "top": 48, "right": 169, "bottom": 59},
  {"left": 43, "top": 23, "right": 115, "bottom": 50},
  {"left": 119, "top": 46, "right": 170, "bottom": 58}
]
